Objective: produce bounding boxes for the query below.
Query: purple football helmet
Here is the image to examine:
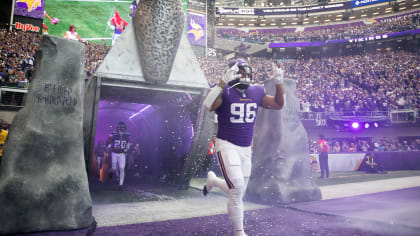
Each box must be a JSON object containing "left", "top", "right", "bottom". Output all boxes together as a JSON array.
[{"left": 228, "top": 58, "right": 253, "bottom": 89}]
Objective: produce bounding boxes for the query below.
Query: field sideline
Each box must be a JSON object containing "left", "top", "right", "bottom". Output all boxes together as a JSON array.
[
  {"left": 44, "top": 0, "right": 189, "bottom": 45},
  {"left": 44, "top": 0, "right": 132, "bottom": 45}
]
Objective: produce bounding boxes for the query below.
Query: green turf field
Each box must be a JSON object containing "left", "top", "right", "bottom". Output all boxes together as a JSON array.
[
  {"left": 44, "top": 0, "right": 131, "bottom": 44},
  {"left": 44, "top": 0, "right": 189, "bottom": 45}
]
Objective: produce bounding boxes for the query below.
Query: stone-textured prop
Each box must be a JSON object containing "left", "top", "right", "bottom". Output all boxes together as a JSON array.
[
  {"left": 246, "top": 79, "right": 321, "bottom": 205},
  {"left": 133, "top": 0, "right": 184, "bottom": 83},
  {"left": 0, "top": 35, "right": 93, "bottom": 235},
  {"left": 83, "top": 76, "right": 97, "bottom": 173}
]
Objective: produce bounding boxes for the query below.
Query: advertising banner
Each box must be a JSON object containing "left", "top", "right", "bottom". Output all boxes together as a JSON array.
[
  {"left": 351, "top": 0, "right": 389, "bottom": 8},
  {"left": 15, "top": 0, "right": 45, "bottom": 19},
  {"left": 13, "top": 15, "right": 43, "bottom": 34},
  {"left": 216, "top": 3, "right": 351, "bottom": 16},
  {"left": 187, "top": 10, "right": 206, "bottom": 46},
  {"left": 269, "top": 29, "right": 420, "bottom": 48}
]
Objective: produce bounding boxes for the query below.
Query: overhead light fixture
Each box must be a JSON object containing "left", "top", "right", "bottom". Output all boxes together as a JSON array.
[
  {"left": 399, "top": 7, "right": 406, "bottom": 10},
  {"left": 352, "top": 122, "right": 360, "bottom": 129},
  {"left": 291, "top": 22, "right": 297, "bottom": 24},
  {"left": 281, "top": 23, "right": 287, "bottom": 25},
  {"left": 238, "top": 23, "right": 244, "bottom": 26},
  {"left": 248, "top": 23, "right": 255, "bottom": 26},
  {"left": 324, "top": 19, "right": 329, "bottom": 22},
  {"left": 260, "top": 23, "right": 266, "bottom": 26},
  {"left": 373, "top": 12, "right": 380, "bottom": 15},
  {"left": 336, "top": 18, "right": 342, "bottom": 20},
  {"left": 270, "top": 23, "right": 276, "bottom": 25},
  {"left": 314, "top": 20, "right": 319, "bottom": 23},
  {"left": 361, "top": 14, "right": 367, "bottom": 17},
  {"left": 349, "top": 16, "right": 356, "bottom": 19}
]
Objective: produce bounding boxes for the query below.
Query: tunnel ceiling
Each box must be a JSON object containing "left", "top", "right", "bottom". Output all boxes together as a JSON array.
[{"left": 100, "top": 84, "right": 197, "bottom": 106}]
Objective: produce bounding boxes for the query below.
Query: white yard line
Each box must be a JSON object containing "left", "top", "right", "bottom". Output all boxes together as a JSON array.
[
  {"left": 93, "top": 176, "right": 420, "bottom": 227},
  {"left": 93, "top": 195, "right": 268, "bottom": 227},
  {"left": 84, "top": 37, "right": 112, "bottom": 41},
  {"left": 319, "top": 176, "right": 420, "bottom": 200}
]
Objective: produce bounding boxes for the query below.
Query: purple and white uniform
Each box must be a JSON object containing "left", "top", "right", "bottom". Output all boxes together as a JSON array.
[
  {"left": 211, "top": 85, "right": 266, "bottom": 234},
  {"left": 216, "top": 85, "right": 266, "bottom": 147}
]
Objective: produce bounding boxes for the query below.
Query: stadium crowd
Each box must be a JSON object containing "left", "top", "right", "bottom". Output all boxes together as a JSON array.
[
  {"left": 0, "top": 29, "right": 40, "bottom": 88},
  {"left": 1, "top": 27, "right": 419, "bottom": 113},
  {"left": 0, "top": 28, "right": 110, "bottom": 88},
  {"left": 217, "top": 13, "right": 419, "bottom": 44},
  {"left": 198, "top": 49, "right": 420, "bottom": 113},
  {"left": 309, "top": 136, "right": 420, "bottom": 153}
]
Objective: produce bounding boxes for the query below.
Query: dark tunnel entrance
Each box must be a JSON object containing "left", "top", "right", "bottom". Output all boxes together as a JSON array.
[{"left": 87, "top": 80, "right": 213, "bottom": 191}]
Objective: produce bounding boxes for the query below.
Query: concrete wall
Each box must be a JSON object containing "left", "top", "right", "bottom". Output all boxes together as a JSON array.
[{"left": 0, "top": 110, "right": 17, "bottom": 123}]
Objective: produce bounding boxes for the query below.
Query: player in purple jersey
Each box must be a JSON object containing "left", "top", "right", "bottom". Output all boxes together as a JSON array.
[
  {"left": 106, "top": 121, "right": 130, "bottom": 191},
  {"left": 202, "top": 58, "right": 285, "bottom": 236}
]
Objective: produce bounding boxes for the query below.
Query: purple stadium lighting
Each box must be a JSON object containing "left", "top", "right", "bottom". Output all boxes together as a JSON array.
[
  {"left": 129, "top": 105, "right": 152, "bottom": 119},
  {"left": 364, "top": 123, "right": 370, "bottom": 129},
  {"left": 374, "top": 122, "right": 379, "bottom": 128},
  {"left": 351, "top": 122, "right": 359, "bottom": 129}
]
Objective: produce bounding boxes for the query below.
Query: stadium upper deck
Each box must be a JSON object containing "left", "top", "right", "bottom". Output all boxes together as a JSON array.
[{"left": 214, "top": 0, "right": 420, "bottom": 27}]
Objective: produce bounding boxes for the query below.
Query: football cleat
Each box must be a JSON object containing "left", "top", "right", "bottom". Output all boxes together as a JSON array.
[
  {"left": 203, "top": 171, "right": 217, "bottom": 196},
  {"left": 203, "top": 185, "right": 209, "bottom": 196},
  {"left": 234, "top": 231, "right": 248, "bottom": 236}
]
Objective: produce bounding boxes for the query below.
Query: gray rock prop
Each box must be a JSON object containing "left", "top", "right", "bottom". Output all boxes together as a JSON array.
[
  {"left": 133, "top": 0, "right": 184, "bottom": 83},
  {"left": 0, "top": 35, "right": 93, "bottom": 234},
  {"left": 246, "top": 79, "right": 321, "bottom": 205}
]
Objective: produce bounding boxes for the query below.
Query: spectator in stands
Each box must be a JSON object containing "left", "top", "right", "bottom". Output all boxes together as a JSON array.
[
  {"left": 360, "top": 140, "right": 371, "bottom": 152},
  {"left": 64, "top": 25, "right": 85, "bottom": 43},
  {"left": 0, "top": 121, "right": 9, "bottom": 167},
  {"left": 318, "top": 134, "right": 329, "bottom": 179},
  {"left": 348, "top": 142, "right": 357, "bottom": 152},
  {"left": 332, "top": 141, "right": 341, "bottom": 153}
]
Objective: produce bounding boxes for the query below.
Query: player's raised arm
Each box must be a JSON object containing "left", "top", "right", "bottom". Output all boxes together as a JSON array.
[
  {"left": 203, "top": 62, "right": 241, "bottom": 111},
  {"left": 260, "top": 62, "right": 285, "bottom": 110}
]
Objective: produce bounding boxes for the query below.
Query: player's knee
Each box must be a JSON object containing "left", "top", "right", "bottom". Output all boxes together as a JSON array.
[{"left": 229, "top": 178, "right": 245, "bottom": 202}]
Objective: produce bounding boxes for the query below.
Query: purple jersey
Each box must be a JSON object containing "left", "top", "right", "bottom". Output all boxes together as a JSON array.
[
  {"left": 110, "top": 132, "right": 130, "bottom": 153},
  {"left": 215, "top": 85, "right": 266, "bottom": 147}
]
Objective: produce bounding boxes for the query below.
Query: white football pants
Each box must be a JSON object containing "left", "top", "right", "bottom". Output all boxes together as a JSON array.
[
  {"left": 111, "top": 152, "right": 126, "bottom": 186},
  {"left": 213, "top": 138, "right": 252, "bottom": 233}
]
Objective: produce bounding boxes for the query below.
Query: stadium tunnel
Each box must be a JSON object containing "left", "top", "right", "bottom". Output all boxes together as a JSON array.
[{"left": 83, "top": 24, "right": 213, "bottom": 188}]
